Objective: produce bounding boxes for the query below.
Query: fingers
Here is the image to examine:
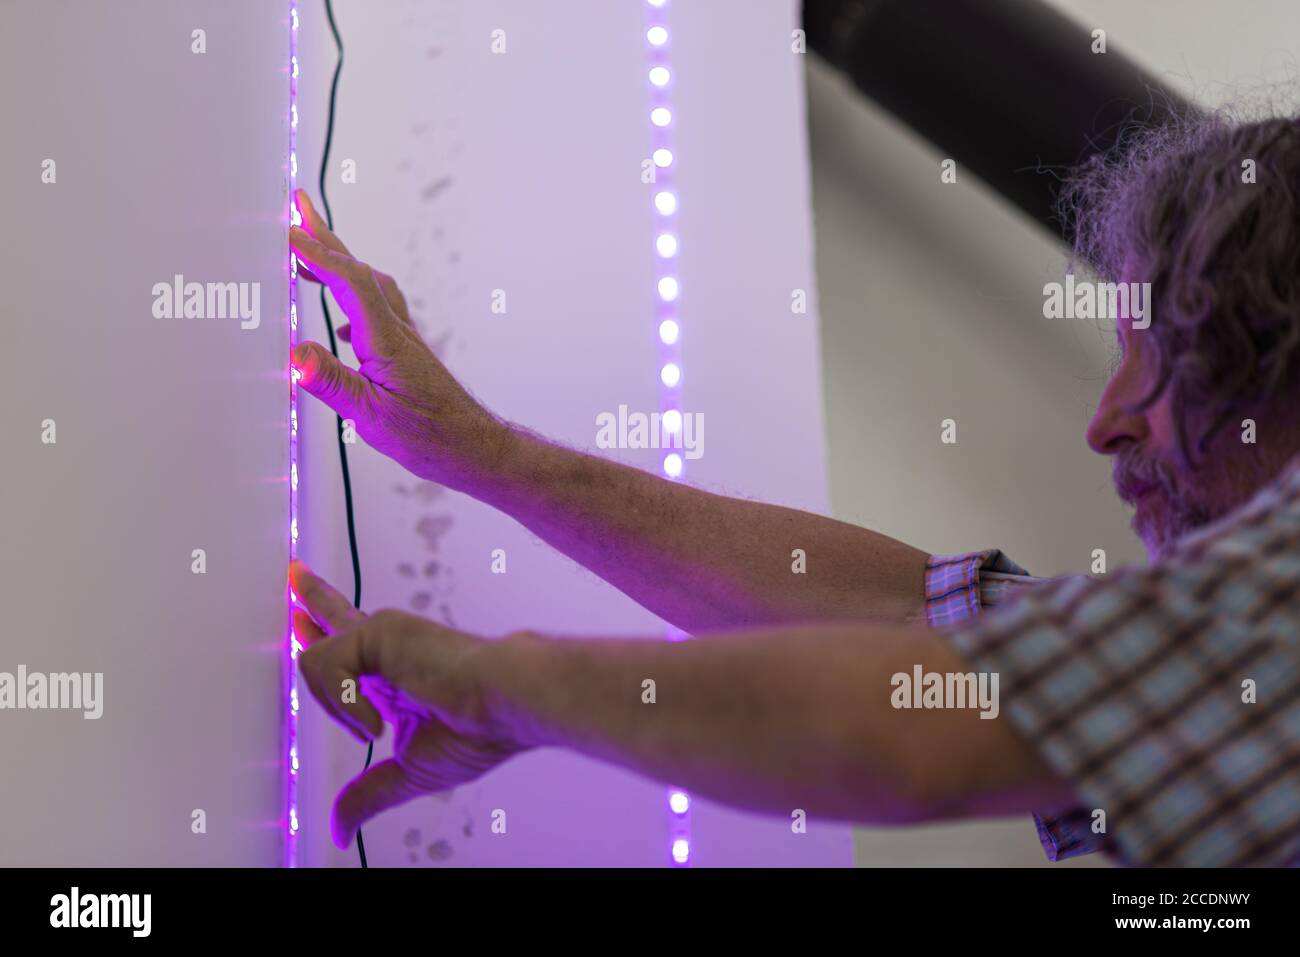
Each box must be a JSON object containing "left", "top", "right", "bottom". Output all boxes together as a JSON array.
[
  {"left": 331, "top": 759, "right": 423, "bottom": 849},
  {"left": 291, "top": 340, "right": 367, "bottom": 421},
  {"left": 292, "top": 191, "right": 413, "bottom": 327},
  {"left": 298, "top": 628, "right": 386, "bottom": 746},
  {"left": 295, "top": 189, "right": 354, "bottom": 256},
  {"left": 293, "top": 190, "right": 348, "bottom": 286},
  {"left": 297, "top": 260, "right": 323, "bottom": 284},
  {"left": 289, "top": 559, "right": 364, "bottom": 637},
  {"left": 288, "top": 226, "right": 400, "bottom": 361},
  {"left": 292, "top": 609, "right": 326, "bottom": 650}
]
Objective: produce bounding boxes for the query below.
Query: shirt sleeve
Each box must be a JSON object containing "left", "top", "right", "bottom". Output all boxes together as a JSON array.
[
  {"left": 936, "top": 459, "right": 1300, "bottom": 867},
  {"left": 925, "top": 550, "right": 1110, "bottom": 861}
]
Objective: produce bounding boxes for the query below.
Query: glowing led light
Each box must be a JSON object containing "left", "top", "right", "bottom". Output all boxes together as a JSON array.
[
  {"left": 286, "top": 0, "right": 301, "bottom": 871},
  {"left": 291, "top": 366, "right": 303, "bottom": 384},
  {"left": 646, "top": 0, "right": 689, "bottom": 868},
  {"left": 671, "top": 838, "right": 690, "bottom": 864}
]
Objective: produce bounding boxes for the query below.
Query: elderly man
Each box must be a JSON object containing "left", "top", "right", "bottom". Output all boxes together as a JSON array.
[{"left": 286, "top": 111, "right": 1300, "bottom": 867}]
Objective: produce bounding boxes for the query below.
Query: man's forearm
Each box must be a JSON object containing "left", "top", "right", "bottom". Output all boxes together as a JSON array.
[
  {"left": 481, "top": 623, "right": 1075, "bottom": 824},
  {"left": 466, "top": 427, "right": 930, "bottom": 633}
]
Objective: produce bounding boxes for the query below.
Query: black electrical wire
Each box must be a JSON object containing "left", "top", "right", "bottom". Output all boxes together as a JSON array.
[{"left": 318, "top": 0, "right": 372, "bottom": 869}]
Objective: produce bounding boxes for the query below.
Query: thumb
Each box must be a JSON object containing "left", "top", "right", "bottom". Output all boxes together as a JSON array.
[
  {"left": 292, "top": 341, "right": 365, "bottom": 420},
  {"left": 332, "top": 758, "right": 422, "bottom": 849}
]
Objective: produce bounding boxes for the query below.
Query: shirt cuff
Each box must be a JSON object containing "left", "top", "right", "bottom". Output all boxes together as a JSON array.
[
  {"left": 925, "top": 550, "right": 1108, "bottom": 863},
  {"left": 923, "top": 550, "right": 1031, "bottom": 627}
]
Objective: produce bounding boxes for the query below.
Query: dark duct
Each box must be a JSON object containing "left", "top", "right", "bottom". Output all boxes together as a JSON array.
[{"left": 802, "top": 0, "right": 1193, "bottom": 240}]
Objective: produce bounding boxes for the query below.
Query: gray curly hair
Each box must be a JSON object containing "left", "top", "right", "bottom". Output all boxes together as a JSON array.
[{"left": 1059, "top": 108, "right": 1300, "bottom": 467}]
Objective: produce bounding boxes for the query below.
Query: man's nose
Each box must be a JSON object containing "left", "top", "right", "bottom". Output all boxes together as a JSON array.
[{"left": 1086, "top": 374, "right": 1150, "bottom": 455}]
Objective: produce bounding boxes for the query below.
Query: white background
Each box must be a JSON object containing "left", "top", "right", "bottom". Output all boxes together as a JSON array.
[{"left": 1, "top": 0, "right": 288, "bottom": 865}]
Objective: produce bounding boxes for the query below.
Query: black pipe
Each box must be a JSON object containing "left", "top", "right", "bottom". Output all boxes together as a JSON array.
[{"left": 803, "top": 0, "right": 1193, "bottom": 238}]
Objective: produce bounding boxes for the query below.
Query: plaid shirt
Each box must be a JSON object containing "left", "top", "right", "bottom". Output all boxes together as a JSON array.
[{"left": 925, "top": 456, "right": 1300, "bottom": 867}]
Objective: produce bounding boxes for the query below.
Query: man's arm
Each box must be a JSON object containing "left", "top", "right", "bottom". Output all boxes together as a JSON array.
[
  {"left": 480, "top": 623, "right": 1077, "bottom": 823},
  {"left": 474, "top": 428, "right": 930, "bottom": 631},
  {"left": 287, "top": 194, "right": 930, "bottom": 634}
]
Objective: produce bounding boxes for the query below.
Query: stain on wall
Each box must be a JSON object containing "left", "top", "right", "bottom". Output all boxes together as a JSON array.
[{"left": 399, "top": 787, "right": 481, "bottom": 866}]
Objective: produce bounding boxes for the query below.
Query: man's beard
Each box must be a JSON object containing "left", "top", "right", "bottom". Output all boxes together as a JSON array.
[{"left": 1112, "top": 451, "right": 1215, "bottom": 560}]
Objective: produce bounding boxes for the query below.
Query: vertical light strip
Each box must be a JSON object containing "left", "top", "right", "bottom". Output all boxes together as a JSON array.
[
  {"left": 285, "top": 0, "right": 302, "bottom": 868},
  {"left": 644, "top": 0, "right": 692, "bottom": 868}
]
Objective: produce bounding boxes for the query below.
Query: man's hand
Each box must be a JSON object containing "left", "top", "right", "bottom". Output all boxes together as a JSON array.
[
  {"left": 289, "top": 190, "right": 510, "bottom": 490},
  {"left": 290, "top": 560, "right": 524, "bottom": 849}
]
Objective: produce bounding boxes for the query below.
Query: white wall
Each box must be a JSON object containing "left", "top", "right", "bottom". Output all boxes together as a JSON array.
[
  {"left": 808, "top": 0, "right": 1300, "bottom": 866},
  {"left": 0, "top": 0, "right": 289, "bottom": 865}
]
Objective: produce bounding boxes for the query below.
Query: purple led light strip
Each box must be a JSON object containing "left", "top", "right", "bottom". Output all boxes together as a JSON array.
[
  {"left": 285, "top": 0, "right": 302, "bottom": 868},
  {"left": 644, "top": 0, "right": 693, "bottom": 868}
]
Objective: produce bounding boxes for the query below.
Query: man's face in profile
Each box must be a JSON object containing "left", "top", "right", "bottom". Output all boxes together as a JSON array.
[
  {"left": 1086, "top": 316, "right": 1212, "bottom": 560},
  {"left": 1086, "top": 309, "right": 1278, "bottom": 562}
]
